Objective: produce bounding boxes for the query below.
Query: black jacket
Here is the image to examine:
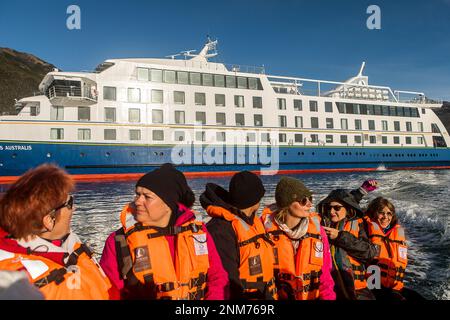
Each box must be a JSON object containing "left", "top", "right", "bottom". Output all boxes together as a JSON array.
[{"left": 200, "top": 183, "right": 269, "bottom": 300}]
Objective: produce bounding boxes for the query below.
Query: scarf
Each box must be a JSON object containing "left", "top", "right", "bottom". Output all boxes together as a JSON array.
[{"left": 274, "top": 216, "right": 309, "bottom": 253}]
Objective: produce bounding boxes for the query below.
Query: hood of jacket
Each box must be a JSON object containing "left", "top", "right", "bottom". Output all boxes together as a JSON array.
[
  {"left": 200, "top": 183, "right": 255, "bottom": 225},
  {"left": 317, "top": 189, "right": 364, "bottom": 221}
]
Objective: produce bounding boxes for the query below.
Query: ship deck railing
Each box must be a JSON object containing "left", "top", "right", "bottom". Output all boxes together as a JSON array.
[
  {"left": 46, "top": 85, "right": 98, "bottom": 102},
  {"left": 268, "top": 75, "right": 435, "bottom": 104}
]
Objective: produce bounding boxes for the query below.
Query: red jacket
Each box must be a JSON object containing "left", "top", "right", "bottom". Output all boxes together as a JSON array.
[{"left": 100, "top": 203, "right": 230, "bottom": 300}]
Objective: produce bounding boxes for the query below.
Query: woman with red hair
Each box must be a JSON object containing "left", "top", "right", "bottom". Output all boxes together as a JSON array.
[{"left": 0, "top": 164, "right": 117, "bottom": 300}]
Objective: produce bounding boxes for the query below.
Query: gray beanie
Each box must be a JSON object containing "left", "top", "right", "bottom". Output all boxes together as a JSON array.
[{"left": 275, "top": 177, "right": 312, "bottom": 208}]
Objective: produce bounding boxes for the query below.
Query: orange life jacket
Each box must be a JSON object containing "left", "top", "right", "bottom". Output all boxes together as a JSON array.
[
  {"left": 0, "top": 242, "right": 113, "bottom": 300},
  {"left": 364, "top": 217, "right": 407, "bottom": 290},
  {"left": 339, "top": 218, "right": 368, "bottom": 291},
  {"left": 206, "top": 205, "right": 277, "bottom": 300},
  {"left": 261, "top": 205, "right": 324, "bottom": 300},
  {"left": 117, "top": 204, "right": 210, "bottom": 300}
]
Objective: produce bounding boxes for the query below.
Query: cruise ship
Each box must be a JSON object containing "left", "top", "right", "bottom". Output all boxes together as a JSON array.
[{"left": 1, "top": 39, "right": 449, "bottom": 183}]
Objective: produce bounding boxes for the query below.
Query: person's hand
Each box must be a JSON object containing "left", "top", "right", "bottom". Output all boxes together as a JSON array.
[
  {"left": 361, "top": 179, "right": 378, "bottom": 192},
  {"left": 323, "top": 226, "right": 339, "bottom": 240}
]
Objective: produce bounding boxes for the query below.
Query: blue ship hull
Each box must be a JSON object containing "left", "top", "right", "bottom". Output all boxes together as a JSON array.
[{"left": 1, "top": 141, "right": 450, "bottom": 179}]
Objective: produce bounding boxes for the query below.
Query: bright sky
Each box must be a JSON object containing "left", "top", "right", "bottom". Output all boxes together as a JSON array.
[{"left": 1, "top": 0, "right": 449, "bottom": 100}]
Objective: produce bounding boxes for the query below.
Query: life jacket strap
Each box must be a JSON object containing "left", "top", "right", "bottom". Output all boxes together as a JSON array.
[
  {"left": 302, "top": 270, "right": 322, "bottom": 281},
  {"left": 66, "top": 244, "right": 92, "bottom": 266},
  {"left": 238, "top": 233, "right": 274, "bottom": 248},
  {"left": 34, "top": 268, "right": 67, "bottom": 288},
  {"left": 146, "top": 223, "right": 201, "bottom": 239}
]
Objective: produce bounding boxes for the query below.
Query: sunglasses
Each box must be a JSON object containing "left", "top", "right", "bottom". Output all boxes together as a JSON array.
[
  {"left": 328, "top": 205, "right": 345, "bottom": 212},
  {"left": 49, "top": 195, "right": 74, "bottom": 217},
  {"left": 297, "top": 196, "right": 313, "bottom": 206}
]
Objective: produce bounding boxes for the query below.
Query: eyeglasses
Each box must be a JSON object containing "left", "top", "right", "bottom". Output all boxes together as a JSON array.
[
  {"left": 378, "top": 211, "right": 393, "bottom": 217},
  {"left": 49, "top": 195, "right": 74, "bottom": 217},
  {"left": 329, "top": 205, "right": 345, "bottom": 212},
  {"left": 297, "top": 196, "right": 313, "bottom": 206}
]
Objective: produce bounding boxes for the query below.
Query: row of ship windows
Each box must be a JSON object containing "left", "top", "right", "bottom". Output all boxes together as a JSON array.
[
  {"left": 48, "top": 128, "right": 426, "bottom": 145},
  {"left": 135, "top": 67, "right": 264, "bottom": 90},
  {"left": 50, "top": 106, "right": 434, "bottom": 133}
]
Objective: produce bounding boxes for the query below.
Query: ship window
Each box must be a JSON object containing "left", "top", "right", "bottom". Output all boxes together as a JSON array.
[
  {"left": 254, "top": 114, "right": 263, "bottom": 127},
  {"left": 104, "top": 129, "right": 116, "bottom": 140},
  {"left": 104, "top": 107, "right": 116, "bottom": 122},
  {"left": 353, "top": 104, "right": 360, "bottom": 114},
  {"left": 174, "top": 91, "right": 185, "bottom": 104},
  {"left": 277, "top": 98, "right": 286, "bottom": 110},
  {"left": 237, "top": 77, "right": 248, "bottom": 89},
  {"left": 50, "top": 128, "right": 64, "bottom": 140},
  {"left": 382, "top": 136, "right": 388, "bottom": 144},
  {"left": 163, "top": 70, "right": 176, "bottom": 84},
  {"left": 355, "top": 119, "right": 362, "bottom": 130},
  {"left": 214, "top": 75, "right": 225, "bottom": 87},
  {"left": 129, "top": 108, "right": 141, "bottom": 123},
  {"left": 129, "top": 129, "right": 141, "bottom": 141},
  {"left": 174, "top": 131, "right": 185, "bottom": 142},
  {"left": 152, "top": 109, "right": 164, "bottom": 124},
  {"left": 421, "top": 108, "right": 426, "bottom": 114},
  {"left": 216, "top": 132, "right": 226, "bottom": 142},
  {"left": 195, "top": 92, "right": 206, "bottom": 106},
  {"left": 311, "top": 134, "right": 318, "bottom": 143},
  {"left": 235, "top": 95, "right": 245, "bottom": 108},
  {"left": 190, "top": 72, "right": 202, "bottom": 86},
  {"left": 411, "top": 108, "right": 419, "bottom": 117},
  {"left": 150, "top": 69, "right": 163, "bottom": 82},
  {"left": 367, "top": 105, "right": 375, "bottom": 115},
  {"left": 261, "top": 133, "right": 270, "bottom": 143},
  {"left": 294, "top": 99, "right": 303, "bottom": 111},
  {"left": 127, "top": 88, "right": 141, "bottom": 103},
  {"left": 431, "top": 123, "right": 441, "bottom": 133},
  {"left": 325, "top": 101, "right": 333, "bottom": 113},
  {"left": 202, "top": 73, "right": 213, "bottom": 86},
  {"left": 340, "top": 135, "right": 348, "bottom": 144},
  {"left": 309, "top": 100, "right": 318, "bottom": 112},
  {"left": 374, "top": 105, "right": 382, "bottom": 115},
  {"left": 78, "top": 129, "right": 91, "bottom": 140},
  {"left": 151, "top": 89, "right": 163, "bottom": 104},
  {"left": 152, "top": 130, "right": 164, "bottom": 141},
  {"left": 389, "top": 106, "right": 396, "bottom": 116},
  {"left": 396, "top": 107, "right": 404, "bottom": 117},
  {"left": 226, "top": 76, "right": 236, "bottom": 88},
  {"left": 51, "top": 106, "right": 64, "bottom": 121},
  {"left": 278, "top": 115, "right": 287, "bottom": 127},
  {"left": 394, "top": 136, "right": 400, "bottom": 144},
  {"left": 216, "top": 112, "right": 226, "bottom": 125},
  {"left": 418, "top": 136, "right": 424, "bottom": 145},
  {"left": 103, "top": 86, "right": 116, "bottom": 101},
  {"left": 279, "top": 133, "right": 287, "bottom": 143},
  {"left": 311, "top": 117, "right": 319, "bottom": 128},
  {"left": 78, "top": 107, "right": 90, "bottom": 121},
  {"left": 326, "top": 135, "right": 333, "bottom": 143},
  {"left": 382, "top": 105, "right": 389, "bottom": 116},
  {"left": 369, "top": 136, "right": 376, "bottom": 144},
  {"left": 247, "top": 133, "right": 256, "bottom": 142},
  {"left": 405, "top": 137, "right": 412, "bottom": 144},
  {"left": 406, "top": 122, "right": 412, "bottom": 131},
  {"left": 177, "top": 71, "right": 189, "bottom": 85},
  {"left": 418, "top": 122, "right": 423, "bottom": 132},
  {"left": 355, "top": 135, "right": 362, "bottom": 144},
  {"left": 137, "top": 68, "right": 149, "bottom": 81},
  {"left": 295, "top": 134, "right": 303, "bottom": 143},
  {"left": 341, "top": 119, "right": 348, "bottom": 130},
  {"left": 195, "top": 131, "right": 206, "bottom": 142},
  {"left": 253, "top": 96, "right": 263, "bottom": 109},
  {"left": 345, "top": 103, "right": 353, "bottom": 114},
  {"left": 248, "top": 78, "right": 258, "bottom": 90},
  {"left": 326, "top": 118, "right": 334, "bottom": 129},
  {"left": 394, "top": 121, "right": 400, "bottom": 131},
  {"left": 236, "top": 113, "right": 245, "bottom": 126},
  {"left": 215, "top": 94, "right": 225, "bottom": 106},
  {"left": 368, "top": 120, "right": 375, "bottom": 130},
  {"left": 295, "top": 116, "right": 303, "bottom": 128},
  {"left": 175, "top": 111, "right": 185, "bottom": 124},
  {"left": 196, "top": 112, "right": 206, "bottom": 125},
  {"left": 336, "top": 102, "right": 345, "bottom": 113},
  {"left": 382, "top": 120, "right": 388, "bottom": 131},
  {"left": 29, "top": 105, "right": 40, "bottom": 116},
  {"left": 404, "top": 107, "right": 411, "bottom": 117},
  {"left": 359, "top": 104, "right": 367, "bottom": 115}
]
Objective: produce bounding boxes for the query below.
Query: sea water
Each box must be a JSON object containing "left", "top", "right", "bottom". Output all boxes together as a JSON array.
[{"left": 3, "top": 170, "right": 448, "bottom": 299}]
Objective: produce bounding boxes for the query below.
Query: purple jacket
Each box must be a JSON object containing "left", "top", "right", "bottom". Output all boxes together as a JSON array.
[{"left": 100, "top": 204, "right": 229, "bottom": 300}]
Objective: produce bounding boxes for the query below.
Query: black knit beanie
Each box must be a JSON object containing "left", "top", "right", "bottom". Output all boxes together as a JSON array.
[
  {"left": 136, "top": 164, "right": 194, "bottom": 213},
  {"left": 229, "top": 171, "right": 265, "bottom": 209},
  {"left": 275, "top": 176, "right": 312, "bottom": 208}
]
